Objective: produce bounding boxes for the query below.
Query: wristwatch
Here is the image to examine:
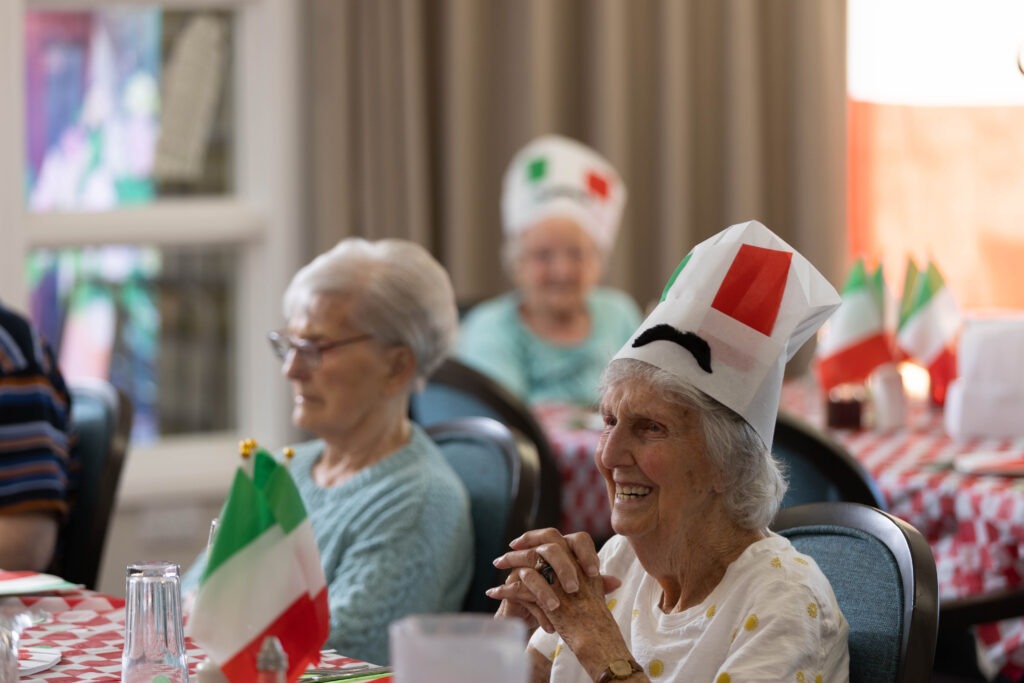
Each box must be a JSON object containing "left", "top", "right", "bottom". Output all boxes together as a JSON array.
[{"left": 596, "top": 657, "right": 643, "bottom": 682}]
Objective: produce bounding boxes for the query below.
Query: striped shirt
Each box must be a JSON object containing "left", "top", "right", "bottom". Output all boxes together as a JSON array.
[{"left": 0, "top": 303, "right": 75, "bottom": 518}]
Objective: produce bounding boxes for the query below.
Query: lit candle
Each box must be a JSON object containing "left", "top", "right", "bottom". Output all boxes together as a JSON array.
[{"left": 898, "top": 361, "right": 930, "bottom": 401}]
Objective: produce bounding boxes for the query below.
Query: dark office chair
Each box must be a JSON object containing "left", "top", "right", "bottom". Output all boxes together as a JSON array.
[
  {"left": 411, "top": 357, "right": 562, "bottom": 530},
  {"left": 772, "top": 502, "right": 939, "bottom": 683},
  {"left": 51, "top": 377, "right": 132, "bottom": 589},
  {"left": 426, "top": 417, "right": 542, "bottom": 613},
  {"left": 774, "top": 411, "right": 887, "bottom": 509}
]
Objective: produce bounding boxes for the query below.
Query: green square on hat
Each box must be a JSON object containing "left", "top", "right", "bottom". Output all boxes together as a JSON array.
[{"left": 526, "top": 157, "right": 547, "bottom": 182}]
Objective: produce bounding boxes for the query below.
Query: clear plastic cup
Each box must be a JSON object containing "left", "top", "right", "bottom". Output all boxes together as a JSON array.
[
  {"left": 389, "top": 614, "right": 526, "bottom": 683},
  {"left": 122, "top": 561, "right": 189, "bottom": 683}
]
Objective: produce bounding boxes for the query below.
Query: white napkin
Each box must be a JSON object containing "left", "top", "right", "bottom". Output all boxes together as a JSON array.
[{"left": 945, "top": 316, "right": 1024, "bottom": 439}]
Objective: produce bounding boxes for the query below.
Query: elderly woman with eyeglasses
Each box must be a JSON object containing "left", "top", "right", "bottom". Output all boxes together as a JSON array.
[
  {"left": 456, "top": 135, "right": 642, "bottom": 408},
  {"left": 185, "top": 238, "right": 472, "bottom": 666}
]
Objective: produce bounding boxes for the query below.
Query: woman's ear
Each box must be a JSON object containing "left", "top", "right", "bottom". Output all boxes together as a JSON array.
[{"left": 384, "top": 345, "right": 417, "bottom": 395}]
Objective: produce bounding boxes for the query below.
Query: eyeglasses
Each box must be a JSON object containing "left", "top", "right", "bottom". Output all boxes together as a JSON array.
[
  {"left": 520, "top": 245, "right": 596, "bottom": 266},
  {"left": 267, "top": 330, "right": 374, "bottom": 369}
]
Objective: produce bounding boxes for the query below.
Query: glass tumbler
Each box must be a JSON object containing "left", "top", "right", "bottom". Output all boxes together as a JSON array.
[
  {"left": 122, "top": 561, "right": 190, "bottom": 683},
  {"left": 0, "top": 620, "right": 17, "bottom": 682}
]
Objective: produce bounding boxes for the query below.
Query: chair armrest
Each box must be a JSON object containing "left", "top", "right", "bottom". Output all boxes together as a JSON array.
[{"left": 940, "top": 587, "right": 1024, "bottom": 630}]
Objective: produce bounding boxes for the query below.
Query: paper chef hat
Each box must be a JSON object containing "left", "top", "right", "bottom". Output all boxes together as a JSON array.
[
  {"left": 501, "top": 134, "right": 627, "bottom": 253},
  {"left": 612, "top": 220, "right": 841, "bottom": 450}
]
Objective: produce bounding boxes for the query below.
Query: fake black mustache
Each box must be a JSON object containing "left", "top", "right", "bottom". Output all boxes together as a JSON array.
[{"left": 631, "top": 324, "right": 713, "bottom": 374}]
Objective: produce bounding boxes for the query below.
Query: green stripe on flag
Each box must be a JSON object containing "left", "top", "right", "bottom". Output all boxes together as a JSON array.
[
  {"left": 204, "top": 468, "right": 276, "bottom": 579},
  {"left": 898, "top": 258, "right": 920, "bottom": 329},
  {"left": 264, "top": 467, "right": 307, "bottom": 533},
  {"left": 844, "top": 258, "right": 867, "bottom": 292},
  {"left": 661, "top": 252, "right": 692, "bottom": 302},
  {"left": 252, "top": 449, "right": 307, "bottom": 533},
  {"left": 905, "top": 261, "right": 944, "bottom": 320},
  {"left": 253, "top": 448, "right": 276, "bottom": 489},
  {"left": 870, "top": 264, "right": 886, "bottom": 311},
  {"left": 922, "top": 262, "right": 945, "bottom": 299}
]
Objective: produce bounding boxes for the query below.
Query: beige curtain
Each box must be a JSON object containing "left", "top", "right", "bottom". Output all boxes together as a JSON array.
[{"left": 306, "top": 0, "right": 847, "bottom": 321}]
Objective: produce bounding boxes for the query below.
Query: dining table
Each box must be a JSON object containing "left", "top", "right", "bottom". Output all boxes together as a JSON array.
[
  {"left": 533, "top": 372, "right": 1024, "bottom": 678},
  {"left": 6, "top": 588, "right": 391, "bottom": 682}
]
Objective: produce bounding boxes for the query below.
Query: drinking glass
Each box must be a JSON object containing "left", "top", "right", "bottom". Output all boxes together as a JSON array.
[
  {"left": 122, "top": 561, "right": 189, "bottom": 683},
  {"left": 0, "top": 619, "right": 17, "bottom": 681},
  {"left": 389, "top": 613, "right": 526, "bottom": 683}
]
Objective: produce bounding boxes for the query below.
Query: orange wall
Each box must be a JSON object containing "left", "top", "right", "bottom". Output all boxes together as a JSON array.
[{"left": 847, "top": 98, "right": 1024, "bottom": 311}]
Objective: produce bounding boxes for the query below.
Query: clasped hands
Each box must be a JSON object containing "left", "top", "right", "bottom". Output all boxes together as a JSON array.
[{"left": 486, "top": 528, "right": 621, "bottom": 635}]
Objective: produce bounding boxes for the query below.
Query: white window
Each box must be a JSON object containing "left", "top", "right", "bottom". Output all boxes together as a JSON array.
[{"left": 1, "top": 0, "right": 304, "bottom": 500}]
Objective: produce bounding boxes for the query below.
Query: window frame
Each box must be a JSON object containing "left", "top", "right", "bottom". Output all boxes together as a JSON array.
[{"left": 0, "top": 0, "right": 304, "bottom": 499}]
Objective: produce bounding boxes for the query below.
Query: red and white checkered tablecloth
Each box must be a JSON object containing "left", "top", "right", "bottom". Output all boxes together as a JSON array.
[
  {"left": 537, "top": 379, "right": 1024, "bottom": 677},
  {"left": 533, "top": 402, "right": 612, "bottom": 541},
  {"left": 7, "top": 590, "right": 366, "bottom": 682}
]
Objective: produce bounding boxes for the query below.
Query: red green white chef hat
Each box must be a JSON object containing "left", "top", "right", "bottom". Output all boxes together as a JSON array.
[
  {"left": 612, "top": 220, "right": 841, "bottom": 450},
  {"left": 501, "top": 134, "right": 627, "bottom": 253}
]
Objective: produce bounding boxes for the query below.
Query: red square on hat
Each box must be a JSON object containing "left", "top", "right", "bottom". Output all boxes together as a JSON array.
[
  {"left": 586, "top": 171, "right": 609, "bottom": 200},
  {"left": 712, "top": 244, "right": 792, "bottom": 336}
]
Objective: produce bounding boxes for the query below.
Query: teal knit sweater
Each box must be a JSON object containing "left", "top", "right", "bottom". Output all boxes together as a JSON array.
[
  {"left": 289, "top": 423, "right": 473, "bottom": 665},
  {"left": 457, "top": 287, "right": 642, "bottom": 407}
]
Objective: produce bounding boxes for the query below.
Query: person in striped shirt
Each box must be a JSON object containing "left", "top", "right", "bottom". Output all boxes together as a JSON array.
[{"left": 0, "top": 302, "right": 74, "bottom": 571}]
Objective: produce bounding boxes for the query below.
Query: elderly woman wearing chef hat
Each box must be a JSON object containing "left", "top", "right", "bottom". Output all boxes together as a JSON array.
[
  {"left": 488, "top": 220, "right": 850, "bottom": 683},
  {"left": 457, "top": 134, "right": 643, "bottom": 408}
]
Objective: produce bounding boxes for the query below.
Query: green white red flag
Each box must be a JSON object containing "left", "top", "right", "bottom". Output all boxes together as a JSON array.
[
  {"left": 187, "top": 447, "right": 329, "bottom": 682},
  {"left": 814, "top": 258, "right": 895, "bottom": 391},
  {"left": 897, "top": 260, "right": 960, "bottom": 405}
]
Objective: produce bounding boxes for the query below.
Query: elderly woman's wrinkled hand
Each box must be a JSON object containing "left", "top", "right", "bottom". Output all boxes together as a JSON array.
[
  {"left": 490, "top": 560, "right": 557, "bottom": 633},
  {"left": 488, "top": 528, "right": 620, "bottom": 633},
  {"left": 534, "top": 557, "right": 613, "bottom": 640}
]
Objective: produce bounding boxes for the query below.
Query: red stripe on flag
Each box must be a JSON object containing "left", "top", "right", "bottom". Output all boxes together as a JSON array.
[
  {"left": 814, "top": 333, "right": 894, "bottom": 392},
  {"left": 711, "top": 244, "right": 792, "bottom": 336},
  {"left": 927, "top": 346, "right": 957, "bottom": 406},
  {"left": 313, "top": 584, "right": 330, "bottom": 646},
  {"left": 586, "top": 171, "right": 609, "bottom": 200},
  {"left": 219, "top": 594, "right": 326, "bottom": 682}
]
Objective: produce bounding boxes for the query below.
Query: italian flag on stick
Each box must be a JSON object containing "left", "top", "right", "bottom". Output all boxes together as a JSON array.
[
  {"left": 814, "top": 259, "right": 894, "bottom": 392},
  {"left": 187, "top": 444, "right": 329, "bottom": 682},
  {"left": 897, "top": 260, "right": 960, "bottom": 405}
]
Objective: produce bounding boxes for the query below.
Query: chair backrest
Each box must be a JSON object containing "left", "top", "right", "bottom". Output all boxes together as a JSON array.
[
  {"left": 411, "top": 357, "right": 562, "bottom": 530},
  {"left": 55, "top": 377, "right": 132, "bottom": 589},
  {"left": 771, "top": 502, "right": 938, "bottom": 683},
  {"left": 426, "top": 417, "right": 541, "bottom": 613},
  {"left": 774, "top": 411, "right": 887, "bottom": 509}
]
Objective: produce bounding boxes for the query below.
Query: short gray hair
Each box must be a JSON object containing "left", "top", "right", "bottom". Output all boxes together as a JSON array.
[
  {"left": 499, "top": 224, "right": 609, "bottom": 280},
  {"left": 282, "top": 238, "right": 458, "bottom": 390},
  {"left": 600, "top": 358, "right": 787, "bottom": 531}
]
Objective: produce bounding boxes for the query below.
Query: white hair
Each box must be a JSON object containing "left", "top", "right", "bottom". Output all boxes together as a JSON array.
[
  {"left": 600, "top": 358, "right": 787, "bottom": 531},
  {"left": 499, "top": 222, "right": 610, "bottom": 280},
  {"left": 283, "top": 238, "right": 458, "bottom": 390}
]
